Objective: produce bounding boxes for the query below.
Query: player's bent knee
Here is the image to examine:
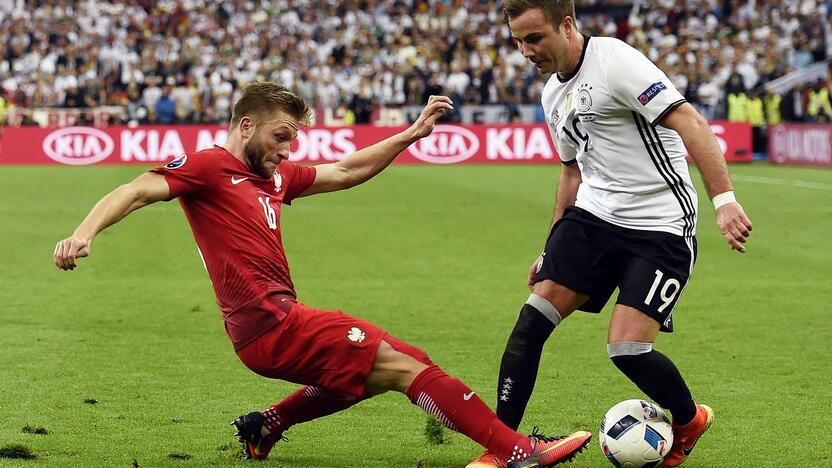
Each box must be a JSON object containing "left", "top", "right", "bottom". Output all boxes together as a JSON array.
[
  {"left": 531, "top": 280, "right": 586, "bottom": 316},
  {"left": 366, "top": 340, "right": 431, "bottom": 394},
  {"left": 526, "top": 293, "right": 562, "bottom": 326},
  {"left": 607, "top": 341, "right": 652, "bottom": 359},
  {"left": 504, "top": 298, "right": 560, "bottom": 355},
  {"left": 384, "top": 335, "right": 434, "bottom": 366}
]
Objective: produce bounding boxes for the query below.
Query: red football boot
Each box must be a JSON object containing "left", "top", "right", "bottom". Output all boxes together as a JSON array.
[
  {"left": 466, "top": 449, "right": 507, "bottom": 468},
  {"left": 662, "top": 404, "right": 714, "bottom": 467},
  {"left": 507, "top": 429, "right": 592, "bottom": 468},
  {"left": 230, "top": 411, "right": 287, "bottom": 460}
]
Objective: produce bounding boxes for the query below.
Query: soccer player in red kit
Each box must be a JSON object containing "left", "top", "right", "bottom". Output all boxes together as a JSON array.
[{"left": 54, "top": 82, "right": 591, "bottom": 467}]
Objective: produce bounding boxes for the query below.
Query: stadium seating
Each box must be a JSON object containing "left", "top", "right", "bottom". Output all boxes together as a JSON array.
[{"left": 0, "top": 0, "right": 828, "bottom": 125}]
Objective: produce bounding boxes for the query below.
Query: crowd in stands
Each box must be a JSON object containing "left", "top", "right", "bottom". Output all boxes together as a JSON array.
[{"left": 0, "top": 0, "right": 830, "bottom": 127}]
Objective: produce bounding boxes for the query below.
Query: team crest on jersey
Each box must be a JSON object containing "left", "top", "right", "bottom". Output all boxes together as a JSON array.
[
  {"left": 347, "top": 327, "right": 366, "bottom": 343},
  {"left": 273, "top": 173, "right": 283, "bottom": 193},
  {"left": 576, "top": 84, "right": 593, "bottom": 112},
  {"left": 165, "top": 154, "right": 187, "bottom": 169}
]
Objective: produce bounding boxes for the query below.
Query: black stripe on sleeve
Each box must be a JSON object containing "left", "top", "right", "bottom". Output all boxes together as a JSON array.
[
  {"left": 650, "top": 99, "right": 687, "bottom": 127},
  {"left": 650, "top": 99, "right": 688, "bottom": 127},
  {"left": 633, "top": 112, "right": 694, "bottom": 237},
  {"left": 646, "top": 123, "right": 697, "bottom": 235}
]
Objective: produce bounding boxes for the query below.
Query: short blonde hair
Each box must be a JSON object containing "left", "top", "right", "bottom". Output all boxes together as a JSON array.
[{"left": 229, "top": 81, "right": 311, "bottom": 129}]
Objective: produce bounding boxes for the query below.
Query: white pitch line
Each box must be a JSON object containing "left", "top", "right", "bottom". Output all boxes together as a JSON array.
[{"left": 732, "top": 174, "right": 832, "bottom": 191}]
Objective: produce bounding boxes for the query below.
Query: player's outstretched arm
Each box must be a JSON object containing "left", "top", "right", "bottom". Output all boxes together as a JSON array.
[
  {"left": 299, "top": 95, "right": 454, "bottom": 196},
  {"left": 54, "top": 172, "right": 171, "bottom": 270},
  {"left": 659, "top": 103, "right": 753, "bottom": 253}
]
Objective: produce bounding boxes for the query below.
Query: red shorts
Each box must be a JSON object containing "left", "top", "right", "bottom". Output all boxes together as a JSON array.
[{"left": 236, "top": 300, "right": 428, "bottom": 397}]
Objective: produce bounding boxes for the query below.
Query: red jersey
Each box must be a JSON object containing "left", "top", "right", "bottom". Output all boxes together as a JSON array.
[{"left": 152, "top": 146, "right": 316, "bottom": 350}]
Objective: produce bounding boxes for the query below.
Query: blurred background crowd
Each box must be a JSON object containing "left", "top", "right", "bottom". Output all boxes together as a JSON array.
[{"left": 1, "top": 0, "right": 830, "bottom": 127}]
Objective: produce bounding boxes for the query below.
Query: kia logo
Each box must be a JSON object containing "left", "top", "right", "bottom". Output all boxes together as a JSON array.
[
  {"left": 408, "top": 125, "right": 479, "bottom": 164},
  {"left": 42, "top": 127, "right": 115, "bottom": 165}
]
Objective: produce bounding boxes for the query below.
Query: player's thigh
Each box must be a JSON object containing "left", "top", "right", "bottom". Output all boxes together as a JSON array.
[
  {"left": 531, "top": 279, "right": 588, "bottom": 319},
  {"left": 608, "top": 304, "right": 661, "bottom": 343},
  {"left": 616, "top": 233, "right": 696, "bottom": 333},
  {"left": 365, "top": 340, "right": 430, "bottom": 395},
  {"left": 238, "top": 303, "right": 387, "bottom": 397},
  {"left": 535, "top": 207, "right": 623, "bottom": 314}
]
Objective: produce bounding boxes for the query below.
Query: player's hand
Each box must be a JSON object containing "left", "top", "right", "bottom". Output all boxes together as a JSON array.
[
  {"left": 54, "top": 235, "right": 91, "bottom": 270},
  {"left": 527, "top": 254, "right": 543, "bottom": 291},
  {"left": 408, "top": 95, "right": 454, "bottom": 140},
  {"left": 716, "top": 202, "right": 752, "bottom": 253}
]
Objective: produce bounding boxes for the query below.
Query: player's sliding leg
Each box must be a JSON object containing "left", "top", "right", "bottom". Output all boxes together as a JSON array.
[
  {"left": 607, "top": 305, "right": 712, "bottom": 466},
  {"left": 369, "top": 339, "right": 592, "bottom": 467},
  {"left": 232, "top": 302, "right": 591, "bottom": 465},
  {"left": 232, "top": 386, "right": 365, "bottom": 460},
  {"left": 264, "top": 386, "right": 363, "bottom": 433}
]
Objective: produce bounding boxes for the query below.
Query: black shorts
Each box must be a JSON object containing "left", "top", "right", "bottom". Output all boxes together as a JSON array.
[{"left": 534, "top": 206, "right": 697, "bottom": 332}]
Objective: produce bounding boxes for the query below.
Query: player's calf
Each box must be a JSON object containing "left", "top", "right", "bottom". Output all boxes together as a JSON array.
[
  {"left": 608, "top": 341, "right": 698, "bottom": 426},
  {"left": 497, "top": 295, "right": 561, "bottom": 429}
]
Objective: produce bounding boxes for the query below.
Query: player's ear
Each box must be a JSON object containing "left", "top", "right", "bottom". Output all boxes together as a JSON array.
[
  {"left": 561, "top": 16, "right": 574, "bottom": 37},
  {"left": 239, "top": 116, "right": 255, "bottom": 139}
]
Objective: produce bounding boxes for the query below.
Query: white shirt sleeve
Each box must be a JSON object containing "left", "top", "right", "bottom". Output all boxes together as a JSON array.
[{"left": 606, "top": 40, "right": 686, "bottom": 125}]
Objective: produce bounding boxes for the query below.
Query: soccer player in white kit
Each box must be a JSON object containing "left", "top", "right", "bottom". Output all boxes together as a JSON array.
[{"left": 467, "top": 1, "right": 753, "bottom": 467}]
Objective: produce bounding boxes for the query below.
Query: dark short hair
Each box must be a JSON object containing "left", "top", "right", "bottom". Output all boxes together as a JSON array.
[
  {"left": 503, "top": 0, "right": 576, "bottom": 27},
  {"left": 230, "top": 81, "right": 311, "bottom": 129}
]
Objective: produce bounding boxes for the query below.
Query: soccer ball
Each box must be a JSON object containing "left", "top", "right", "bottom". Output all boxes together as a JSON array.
[{"left": 599, "top": 399, "right": 674, "bottom": 467}]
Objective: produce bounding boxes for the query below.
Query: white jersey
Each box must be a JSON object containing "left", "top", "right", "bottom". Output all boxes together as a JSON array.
[{"left": 543, "top": 36, "right": 698, "bottom": 237}]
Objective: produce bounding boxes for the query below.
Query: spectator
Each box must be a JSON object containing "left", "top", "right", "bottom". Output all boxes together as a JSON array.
[
  {"left": 125, "top": 83, "right": 148, "bottom": 125},
  {"left": 445, "top": 61, "right": 471, "bottom": 103},
  {"left": 746, "top": 87, "right": 766, "bottom": 156},
  {"left": 2, "top": 0, "right": 828, "bottom": 125},
  {"left": 793, "top": 40, "right": 814, "bottom": 70},
  {"left": 81, "top": 77, "right": 106, "bottom": 108},
  {"left": 63, "top": 86, "right": 83, "bottom": 108},
  {"left": 782, "top": 84, "right": 807, "bottom": 122},
  {"left": 422, "top": 73, "right": 444, "bottom": 104},
  {"left": 155, "top": 86, "right": 176, "bottom": 124},
  {"left": 171, "top": 79, "right": 195, "bottom": 122},
  {"left": 142, "top": 77, "right": 162, "bottom": 114},
  {"left": 0, "top": 93, "right": 8, "bottom": 124},
  {"left": 763, "top": 87, "right": 783, "bottom": 126},
  {"left": 806, "top": 80, "right": 832, "bottom": 122},
  {"left": 350, "top": 88, "right": 374, "bottom": 125}
]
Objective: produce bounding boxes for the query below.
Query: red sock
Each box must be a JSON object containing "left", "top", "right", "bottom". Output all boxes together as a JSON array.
[
  {"left": 263, "top": 386, "right": 363, "bottom": 434},
  {"left": 405, "top": 365, "right": 532, "bottom": 460}
]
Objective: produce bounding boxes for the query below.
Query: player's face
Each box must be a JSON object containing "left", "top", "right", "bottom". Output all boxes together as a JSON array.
[
  {"left": 243, "top": 111, "right": 299, "bottom": 178},
  {"left": 509, "top": 8, "right": 569, "bottom": 75}
]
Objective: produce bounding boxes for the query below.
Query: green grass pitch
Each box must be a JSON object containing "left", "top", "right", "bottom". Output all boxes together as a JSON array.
[{"left": 1, "top": 162, "right": 830, "bottom": 467}]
